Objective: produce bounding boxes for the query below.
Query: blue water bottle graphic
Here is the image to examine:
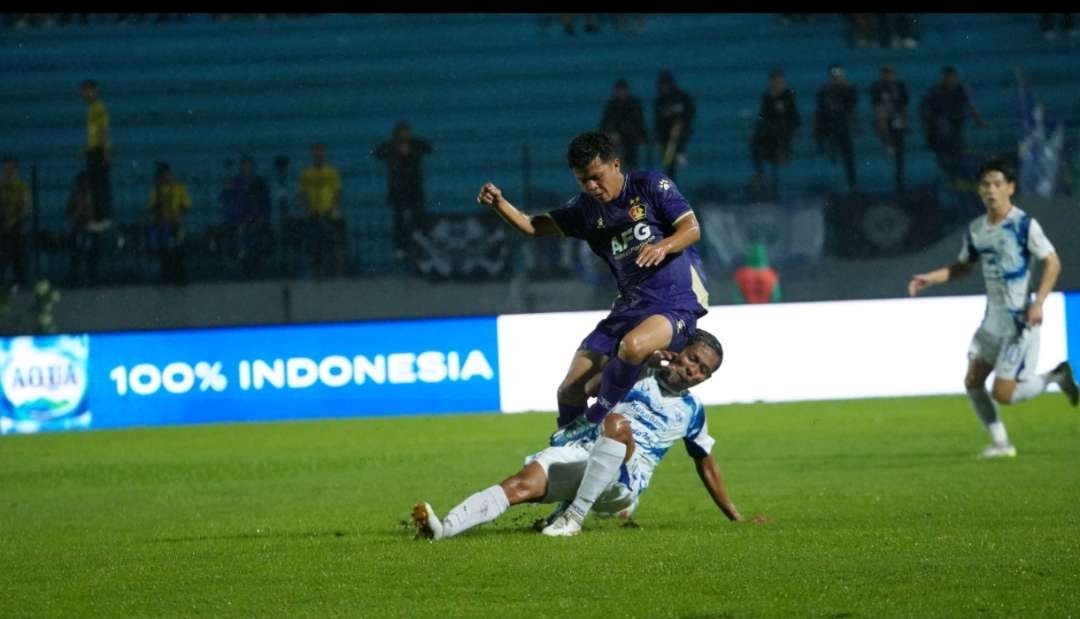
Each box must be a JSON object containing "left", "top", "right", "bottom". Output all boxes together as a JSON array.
[{"left": 0, "top": 335, "right": 91, "bottom": 434}]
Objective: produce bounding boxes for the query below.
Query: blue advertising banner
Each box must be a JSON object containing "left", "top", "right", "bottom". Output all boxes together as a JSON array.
[
  {"left": 1067, "top": 292, "right": 1080, "bottom": 375},
  {"left": 1, "top": 316, "right": 500, "bottom": 434}
]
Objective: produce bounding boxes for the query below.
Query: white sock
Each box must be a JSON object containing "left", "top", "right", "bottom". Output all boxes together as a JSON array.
[
  {"left": 440, "top": 485, "right": 510, "bottom": 538},
  {"left": 966, "top": 386, "right": 1000, "bottom": 427},
  {"left": 987, "top": 420, "right": 1009, "bottom": 446},
  {"left": 567, "top": 437, "right": 627, "bottom": 523},
  {"left": 1010, "top": 374, "right": 1050, "bottom": 404}
]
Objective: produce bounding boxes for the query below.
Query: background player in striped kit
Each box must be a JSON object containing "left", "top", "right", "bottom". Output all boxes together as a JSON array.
[{"left": 908, "top": 158, "right": 1078, "bottom": 458}]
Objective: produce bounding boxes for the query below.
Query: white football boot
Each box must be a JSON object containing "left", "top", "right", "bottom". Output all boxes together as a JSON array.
[
  {"left": 979, "top": 443, "right": 1017, "bottom": 459},
  {"left": 541, "top": 512, "right": 583, "bottom": 537},
  {"left": 411, "top": 501, "right": 444, "bottom": 540}
]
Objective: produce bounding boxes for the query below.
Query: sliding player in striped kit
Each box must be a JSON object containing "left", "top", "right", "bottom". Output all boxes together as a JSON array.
[
  {"left": 908, "top": 158, "right": 1078, "bottom": 458},
  {"left": 411, "top": 330, "right": 765, "bottom": 539}
]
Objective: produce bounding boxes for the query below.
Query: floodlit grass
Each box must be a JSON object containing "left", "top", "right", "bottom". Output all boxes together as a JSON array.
[{"left": 2, "top": 395, "right": 1078, "bottom": 618}]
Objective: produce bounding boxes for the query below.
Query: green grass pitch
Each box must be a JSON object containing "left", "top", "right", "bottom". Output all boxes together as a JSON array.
[{"left": 2, "top": 395, "right": 1078, "bottom": 618}]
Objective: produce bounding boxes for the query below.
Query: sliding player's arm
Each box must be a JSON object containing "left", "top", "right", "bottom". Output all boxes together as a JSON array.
[
  {"left": 684, "top": 411, "right": 765, "bottom": 524},
  {"left": 692, "top": 454, "right": 744, "bottom": 522},
  {"left": 476, "top": 182, "right": 561, "bottom": 237}
]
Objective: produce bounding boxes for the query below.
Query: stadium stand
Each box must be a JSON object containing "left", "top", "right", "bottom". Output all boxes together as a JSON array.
[{"left": 2, "top": 13, "right": 1078, "bottom": 281}]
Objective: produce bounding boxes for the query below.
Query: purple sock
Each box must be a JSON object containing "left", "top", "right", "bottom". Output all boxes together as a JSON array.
[
  {"left": 585, "top": 357, "right": 643, "bottom": 423},
  {"left": 557, "top": 403, "right": 586, "bottom": 428}
]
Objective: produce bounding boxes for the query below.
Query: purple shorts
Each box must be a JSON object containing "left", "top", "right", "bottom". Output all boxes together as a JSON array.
[{"left": 579, "top": 300, "right": 700, "bottom": 359}]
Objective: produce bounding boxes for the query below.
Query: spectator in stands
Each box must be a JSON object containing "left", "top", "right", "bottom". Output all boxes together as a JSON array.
[
  {"left": 871, "top": 65, "right": 910, "bottom": 193},
  {"left": 877, "top": 14, "right": 919, "bottom": 48},
  {"left": 654, "top": 71, "right": 695, "bottom": 182},
  {"left": 919, "top": 66, "right": 986, "bottom": 178},
  {"left": 750, "top": 69, "right": 801, "bottom": 199},
  {"left": 0, "top": 157, "right": 32, "bottom": 291},
  {"left": 813, "top": 64, "right": 859, "bottom": 191},
  {"left": 559, "top": 14, "right": 600, "bottom": 35},
  {"left": 146, "top": 162, "right": 192, "bottom": 285},
  {"left": 1039, "top": 14, "right": 1076, "bottom": 40},
  {"left": 79, "top": 79, "right": 112, "bottom": 228},
  {"left": 844, "top": 14, "right": 876, "bottom": 48},
  {"left": 299, "top": 143, "right": 344, "bottom": 277},
  {"left": 734, "top": 244, "right": 781, "bottom": 304},
  {"left": 374, "top": 122, "right": 433, "bottom": 262},
  {"left": 600, "top": 79, "right": 647, "bottom": 171},
  {"left": 220, "top": 155, "right": 272, "bottom": 277},
  {"left": 65, "top": 170, "right": 99, "bottom": 287}
]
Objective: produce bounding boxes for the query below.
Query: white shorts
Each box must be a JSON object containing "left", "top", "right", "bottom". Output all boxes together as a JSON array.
[
  {"left": 523, "top": 442, "right": 641, "bottom": 518},
  {"left": 968, "top": 322, "right": 1040, "bottom": 382}
]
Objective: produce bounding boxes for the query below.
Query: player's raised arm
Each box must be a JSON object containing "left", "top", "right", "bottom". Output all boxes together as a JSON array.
[
  {"left": 636, "top": 211, "right": 701, "bottom": 268},
  {"left": 907, "top": 262, "right": 974, "bottom": 297},
  {"left": 476, "top": 182, "right": 561, "bottom": 237}
]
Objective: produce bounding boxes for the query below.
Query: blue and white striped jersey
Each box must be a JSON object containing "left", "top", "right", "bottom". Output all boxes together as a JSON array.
[
  {"left": 586, "top": 367, "right": 714, "bottom": 495},
  {"left": 959, "top": 206, "right": 1055, "bottom": 334}
]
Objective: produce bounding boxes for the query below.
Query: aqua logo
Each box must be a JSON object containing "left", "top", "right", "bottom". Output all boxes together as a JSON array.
[
  {"left": 8, "top": 363, "right": 79, "bottom": 390},
  {"left": 1, "top": 336, "right": 90, "bottom": 425}
]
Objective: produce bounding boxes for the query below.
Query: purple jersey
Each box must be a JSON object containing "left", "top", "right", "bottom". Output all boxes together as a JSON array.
[{"left": 547, "top": 170, "right": 709, "bottom": 315}]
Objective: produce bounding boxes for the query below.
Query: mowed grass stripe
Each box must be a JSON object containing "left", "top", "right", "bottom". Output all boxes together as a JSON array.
[{"left": 1, "top": 395, "right": 1078, "bottom": 618}]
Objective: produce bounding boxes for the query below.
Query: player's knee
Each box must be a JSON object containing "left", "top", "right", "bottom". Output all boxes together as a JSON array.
[
  {"left": 617, "top": 335, "right": 653, "bottom": 364},
  {"left": 601, "top": 413, "right": 633, "bottom": 444},
  {"left": 500, "top": 473, "right": 542, "bottom": 504},
  {"left": 991, "top": 383, "right": 1014, "bottom": 405},
  {"left": 965, "top": 367, "right": 990, "bottom": 390}
]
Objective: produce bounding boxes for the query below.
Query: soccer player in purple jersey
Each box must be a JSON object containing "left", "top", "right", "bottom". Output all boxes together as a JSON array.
[{"left": 477, "top": 131, "right": 710, "bottom": 435}]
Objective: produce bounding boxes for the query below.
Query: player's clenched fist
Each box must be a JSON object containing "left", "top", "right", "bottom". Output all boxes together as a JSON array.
[{"left": 476, "top": 182, "right": 503, "bottom": 207}]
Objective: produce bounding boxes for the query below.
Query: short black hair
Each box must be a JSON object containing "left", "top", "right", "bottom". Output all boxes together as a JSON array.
[
  {"left": 80, "top": 78, "right": 97, "bottom": 90},
  {"left": 941, "top": 65, "right": 958, "bottom": 76},
  {"left": 769, "top": 69, "right": 784, "bottom": 79},
  {"left": 566, "top": 131, "right": 617, "bottom": 169},
  {"left": 977, "top": 157, "right": 1017, "bottom": 184},
  {"left": 1, "top": 155, "right": 15, "bottom": 164},
  {"left": 690, "top": 329, "right": 724, "bottom": 371}
]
